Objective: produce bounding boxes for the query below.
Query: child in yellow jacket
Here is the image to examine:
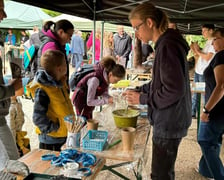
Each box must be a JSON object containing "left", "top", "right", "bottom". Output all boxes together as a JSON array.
[{"left": 27, "top": 50, "right": 75, "bottom": 151}]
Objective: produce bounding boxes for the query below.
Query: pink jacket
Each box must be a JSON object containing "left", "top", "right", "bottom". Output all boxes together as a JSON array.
[
  {"left": 41, "top": 30, "right": 62, "bottom": 53},
  {"left": 87, "top": 31, "right": 101, "bottom": 61}
]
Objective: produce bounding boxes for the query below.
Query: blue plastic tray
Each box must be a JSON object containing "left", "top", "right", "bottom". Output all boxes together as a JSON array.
[{"left": 82, "top": 130, "right": 108, "bottom": 151}]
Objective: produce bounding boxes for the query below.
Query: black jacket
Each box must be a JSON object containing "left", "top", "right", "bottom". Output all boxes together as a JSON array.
[{"left": 139, "top": 29, "right": 192, "bottom": 138}]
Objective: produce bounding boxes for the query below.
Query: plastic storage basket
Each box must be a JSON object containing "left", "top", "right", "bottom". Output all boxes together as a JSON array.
[{"left": 82, "top": 130, "right": 108, "bottom": 151}]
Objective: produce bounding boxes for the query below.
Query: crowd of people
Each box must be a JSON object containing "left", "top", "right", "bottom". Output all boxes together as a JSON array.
[{"left": 1, "top": 0, "right": 224, "bottom": 179}]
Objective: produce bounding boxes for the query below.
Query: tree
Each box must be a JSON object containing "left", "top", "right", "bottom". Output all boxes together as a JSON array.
[{"left": 42, "top": 9, "right": 61, "bottom": 17}]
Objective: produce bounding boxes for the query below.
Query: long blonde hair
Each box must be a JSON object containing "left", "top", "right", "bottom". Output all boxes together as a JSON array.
[
  {"left": 103, "top": 31, "right": 114, "bottom": 49},
  {"left": 129, "top": 2, "right": 168, "bottom": 33},
  {"left": 95, "top": 29, "right": 101, "bottom": 40}
]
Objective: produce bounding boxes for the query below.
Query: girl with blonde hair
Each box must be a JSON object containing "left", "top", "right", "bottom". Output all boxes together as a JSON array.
[{"left": 103, "top": 31, "right": 114, "bottom": 57}]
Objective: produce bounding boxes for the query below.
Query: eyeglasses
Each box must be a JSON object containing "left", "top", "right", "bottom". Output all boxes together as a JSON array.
[{"left": 133, "top": 21, "right": 145, "bottom": 32}]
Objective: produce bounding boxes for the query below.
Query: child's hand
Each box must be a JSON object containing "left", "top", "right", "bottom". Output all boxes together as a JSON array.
[
  {"left": 22, "top": 147, "right": 30, "bottom": 155},
  {"left": 108, "top": 97, "right": 113, "bottom": 104}
]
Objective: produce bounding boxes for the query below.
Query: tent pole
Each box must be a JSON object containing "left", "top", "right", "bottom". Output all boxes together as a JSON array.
[
  {"left": 131, "top": 33, "right": 135, "bottom": 68},
  {"left": 92, "top": 0, "right": 96, "bottom": 64},
  {"left": 100, "top": 21, "right": 104, "bottom": 61}
]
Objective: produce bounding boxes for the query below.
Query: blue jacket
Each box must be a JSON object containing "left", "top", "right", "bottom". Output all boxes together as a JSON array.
[
  {"left": 5, "top": 34, "right": 16, "bottom": 45},
  {"left": 71, "top": 34, "right": 84, "bottom": 55},
  {"left": 29, "top": 70, "right": 74, "bottom": 144}
]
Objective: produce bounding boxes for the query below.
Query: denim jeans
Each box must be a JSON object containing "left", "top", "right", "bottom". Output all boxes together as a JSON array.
[
  {"left": 198, "top": 119, "right": 224, "bottom": 180},
  {"left": 72, "top": 53, "right": 83, "bottom": 70},
  {"left": 192, "top": 72, "right": 205, "bottom": 116},
  {"left": 151, "top": 137, "right": 182, "bottom": 180}
]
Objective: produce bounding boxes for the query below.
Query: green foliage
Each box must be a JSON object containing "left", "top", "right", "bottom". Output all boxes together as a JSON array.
[
  {"left": 185, "top": 35, "right": 206, "bottom": 48},
  {"left": 82, "top": 32, "right": 90, "bottom": 40},
  {"left": 42, "top": 9, "right": 61, "bottom": 17},
  {"left": 185, "top": 35, "right": 207, "bottom": 58}
]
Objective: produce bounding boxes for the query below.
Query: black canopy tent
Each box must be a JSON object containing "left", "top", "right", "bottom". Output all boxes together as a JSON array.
[{"left": 11, "top": 0, "right": 224, "bottom": 35}]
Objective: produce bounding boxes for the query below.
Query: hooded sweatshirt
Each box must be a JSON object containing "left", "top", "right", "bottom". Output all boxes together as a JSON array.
[
  {"left": 138, "top": 29, "right": 192, "bottom": 139},
  {"left": 38, "top": 30, "right": 69, "bottom": 84},
  {"left": 28, "top": 70, "right": 74, "bottom": 144}
]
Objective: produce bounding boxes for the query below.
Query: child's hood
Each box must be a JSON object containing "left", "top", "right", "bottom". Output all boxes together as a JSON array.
[{"left": 34, "top": 70, "right": 62, "bottom": 87}]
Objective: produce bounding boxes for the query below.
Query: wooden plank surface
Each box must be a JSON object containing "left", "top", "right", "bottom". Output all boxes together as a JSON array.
[
  {"left": 126, "top": 68, "right": 152, "bottom": 81},
  {"left": 80, "top": 117, "right": 150, "bottom": 162},
  {"left": 61, "top": 106, "right": 150, "bottom": 162},
  {"left": 61, "top": 105, "right": 150, "bottom": 162},
  {"left": 19, "top": 149, "right": 106, "bottom": 179}
]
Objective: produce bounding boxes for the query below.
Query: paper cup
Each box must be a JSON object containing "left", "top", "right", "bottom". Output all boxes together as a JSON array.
[
  {"left": 87, "top": 119, "right": 99, "bottom": 130},
  {"left": 63, "top": 162, "right": 79, "bottom": 177},
  {"left": 121, "top": 127, "right": 136, "bottom": 151}
]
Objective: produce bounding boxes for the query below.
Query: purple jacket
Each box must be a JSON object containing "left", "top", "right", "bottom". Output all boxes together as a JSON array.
[
  {"left": 72, "top": 63, "right": 108, "bottom": 119},
  {"left": 41, "top": 30, "right": 63, "bottom": 53}
]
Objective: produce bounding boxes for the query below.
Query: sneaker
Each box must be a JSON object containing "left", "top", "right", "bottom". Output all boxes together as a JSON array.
[{"left": 194, "top": 166, "right": 199, "bottom": 173}]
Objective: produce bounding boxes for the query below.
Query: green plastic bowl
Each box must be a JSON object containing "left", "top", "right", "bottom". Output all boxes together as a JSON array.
[{"left": 112, "top": 109, "right": 140, "bottom": 128}]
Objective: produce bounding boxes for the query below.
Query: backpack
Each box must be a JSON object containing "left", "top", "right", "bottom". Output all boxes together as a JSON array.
[
  {"left": 69, "top": 64, "right": 95, "bottom": 91},
  {"left": 23, "top": 37, "right": 57, "bottom": 78},
  {"left": 23, "top": 44, "right": 38, "bottom": 72}
]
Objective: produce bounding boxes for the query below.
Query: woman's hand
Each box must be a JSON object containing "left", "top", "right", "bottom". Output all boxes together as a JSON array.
[
  {"left": 200, "top": 112, "right": 209, "bottom": 122},
  {"left": 123, "top": 90, "right": 140, "bottom": 105}
]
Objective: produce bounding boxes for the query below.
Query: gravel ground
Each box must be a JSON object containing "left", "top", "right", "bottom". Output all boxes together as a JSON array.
[{"left": 20, "top": 96, "right": 224, "bottom": 180}]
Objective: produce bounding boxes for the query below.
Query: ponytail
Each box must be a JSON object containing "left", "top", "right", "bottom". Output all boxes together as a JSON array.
[
  {"left": 100, "top": 56, "right": 126, "bottom": 78},
  {"left": 129, "top": 2, "right": 168, "bottom": 33}
]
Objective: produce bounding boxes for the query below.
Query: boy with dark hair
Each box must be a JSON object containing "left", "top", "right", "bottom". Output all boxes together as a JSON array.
[{"left": 191, "top": 24, "right": 215, "bottom": 118}]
